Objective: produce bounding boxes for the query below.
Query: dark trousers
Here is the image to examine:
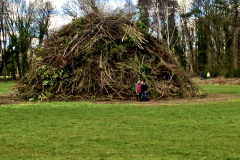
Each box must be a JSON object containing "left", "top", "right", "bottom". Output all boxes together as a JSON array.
[
  {"left": 142, "top": 92, "right": 148, "bottom": 101},
  {"left": 136, "top": 93, "right": 142, "bottom": 100}
]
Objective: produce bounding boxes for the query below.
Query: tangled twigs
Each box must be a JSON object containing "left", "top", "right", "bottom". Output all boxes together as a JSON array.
[{"left": 17, "top": 12, "right": 202, "bottom": 101}]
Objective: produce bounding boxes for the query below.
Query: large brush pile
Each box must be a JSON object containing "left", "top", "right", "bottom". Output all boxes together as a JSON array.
[{"left": 18, "top": 13, "right": 201, "bottom": 101}]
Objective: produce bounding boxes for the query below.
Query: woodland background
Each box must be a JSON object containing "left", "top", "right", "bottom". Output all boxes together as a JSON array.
[{"left": 1, "top": 0, "right": 240, "bottom": 81}]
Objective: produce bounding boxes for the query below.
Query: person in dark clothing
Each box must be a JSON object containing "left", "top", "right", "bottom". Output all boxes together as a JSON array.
[
  {"left": 141, "top": 81, "right": 148, "bottom": 101},
  {"left": 200, "top": 71, "right": 204, "bottom": 80}
]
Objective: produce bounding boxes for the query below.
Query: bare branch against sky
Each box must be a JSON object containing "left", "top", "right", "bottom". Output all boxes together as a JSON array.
[{"left": 24, "top": 0, "right": 192, "bottom": 29}]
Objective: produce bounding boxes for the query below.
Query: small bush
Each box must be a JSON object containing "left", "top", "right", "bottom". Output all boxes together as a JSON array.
[
  {"left": 211, "top": 69, "right": 220, "bottom": 78},
  {"left": 233, "top": 68, "right": 240, "bottom": 77},
  {"left": 225, "top": 68, "right": 240, "bottom": 78}
]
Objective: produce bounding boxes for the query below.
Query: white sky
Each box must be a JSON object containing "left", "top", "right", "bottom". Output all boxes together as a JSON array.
[{"left": 178, "top": 0, "right": 192, "bottom": 5}]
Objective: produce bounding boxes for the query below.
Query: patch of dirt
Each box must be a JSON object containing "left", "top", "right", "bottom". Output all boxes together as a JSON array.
[
  {"left": 92, "top": 93, "right": 240, "bottom": 105},
  {"left": 0, "top": 93, "right": 23, "bottom": 106},
  {"left": 0, "top": 94, "right": 239, "bottom": 106}
]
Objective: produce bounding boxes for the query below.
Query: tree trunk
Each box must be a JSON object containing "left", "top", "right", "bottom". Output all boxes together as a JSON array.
[{"left": 16, "top": 52, "right": 22, "bottom": 78}]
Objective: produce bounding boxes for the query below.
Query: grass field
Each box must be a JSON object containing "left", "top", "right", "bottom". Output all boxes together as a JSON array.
[
  {"left": 199, "top": 84, "right": 240, "bottom": 94},
  {"left": 1, "top": 101, "right": 240, "bottom": 159},
  {"left": 0, "top": 81, "right": 15, "bottom": 94},
  {"left": 1, "top": 81, "right": 240, "bottom": 159}
]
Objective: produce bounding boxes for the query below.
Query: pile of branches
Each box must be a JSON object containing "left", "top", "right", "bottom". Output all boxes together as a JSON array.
[{"left": 18, "top": 12, "right": 202, "bottom": 101}]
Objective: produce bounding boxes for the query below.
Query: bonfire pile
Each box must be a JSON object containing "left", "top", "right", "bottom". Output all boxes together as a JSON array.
[{"left": 18, "top": 12, "right": 201, "bottom": 101}]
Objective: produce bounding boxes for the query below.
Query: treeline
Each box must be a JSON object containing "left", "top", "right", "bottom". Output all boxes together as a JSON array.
[
  {"left": 1, "top": 0, "right": 240, "bottom": 80},
  {"left": 135, "top": 0, "right": 240, "bottom": 77},
  {"left": 188, "top": 0, "right": 240, "bottom": 77},
  {"left": 0, "top": 0, "right": 54, "bottom": 81}
]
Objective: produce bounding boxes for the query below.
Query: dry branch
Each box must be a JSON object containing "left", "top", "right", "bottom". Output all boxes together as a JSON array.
[{"left": 17, "top": 12, "right": 201, "bottom": 101}]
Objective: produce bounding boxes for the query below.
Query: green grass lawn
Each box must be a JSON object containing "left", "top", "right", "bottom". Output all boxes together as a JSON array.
[
  {"left": 1, "top": 101, "right": 240, "bottom": 159},
  {"left": 0, "top": 81, "right": 15, "bottom": 94},
  {"left": 199, "top": 84, "right": 240, "bottom": 94},
  {"left": 1, "top": 82, "right": 240, "bottom": 159}
]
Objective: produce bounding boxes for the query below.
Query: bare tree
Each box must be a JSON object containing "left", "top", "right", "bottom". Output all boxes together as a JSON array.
[
  {"left": 151, "top": 0, "right": 179, "bottom": 51},
  {"left": 34, "top": 0, "right": 55, "bottom": 45},
  {"left": 123, "top": 0, "right": 137, "bottom": 19},
  {"left": 1, "top": 0, "right": 54, "bottom": 79},
  {"left": 62, "top": 0, "right": 107, "bottom": 19},
  {"left": 0, "top": 0, "right": 9, "bottom": 81},
  {"left": 151, "top": 0, "right": 162, "bottom": 40}
]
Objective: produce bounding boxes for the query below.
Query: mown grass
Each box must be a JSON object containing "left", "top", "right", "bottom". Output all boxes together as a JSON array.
[
  {"left": 199, "top": 84, "right": 240, "bottom": 94},
  {"left": 1, "top": 101, "right": 240, "bottom": 159},
  {"left": 0, "top": 81, "right": 15, "bottom": 94}
]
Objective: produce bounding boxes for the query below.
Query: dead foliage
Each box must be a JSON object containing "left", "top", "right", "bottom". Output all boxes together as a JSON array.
[{"left": 17, "top": 12, "right": 201, "bottom": 101}]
